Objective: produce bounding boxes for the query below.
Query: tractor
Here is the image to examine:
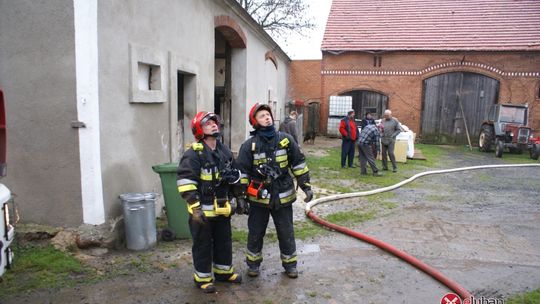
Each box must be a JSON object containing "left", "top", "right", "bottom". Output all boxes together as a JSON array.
[{"left": 478, "top": 103, "right": 537, "bottom": 158}]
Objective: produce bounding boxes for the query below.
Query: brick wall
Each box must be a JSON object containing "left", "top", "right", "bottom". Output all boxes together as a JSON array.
[
  {"left": 288, "top": 60, "right": 322, "bottom": 104},
  {"left": 313, "top": 51, "right": 540, "bottom": 136}
]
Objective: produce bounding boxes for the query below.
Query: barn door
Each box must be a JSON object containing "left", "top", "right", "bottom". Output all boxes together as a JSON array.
[
  {"left": 306, "top": 102, "right": 320, "bottom": 135},
  {"left": 341, "top": 90, "right": 388, "bottom": 120},
  {"left": 421, "top": 72, "right": 499, "bottom": 144}
]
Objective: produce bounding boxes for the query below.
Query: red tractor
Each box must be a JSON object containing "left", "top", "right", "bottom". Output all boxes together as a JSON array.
[{"left": 478, "top": 103, "right": 538, "bottom": 158}]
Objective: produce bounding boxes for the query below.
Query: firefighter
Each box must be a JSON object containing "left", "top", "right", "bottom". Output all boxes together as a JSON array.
[
  {"left": 177, "top": 111, "right": 246, "bottom": 293},
  {"left": 236, "top": 103, "right": 314, "bottom": 279}
]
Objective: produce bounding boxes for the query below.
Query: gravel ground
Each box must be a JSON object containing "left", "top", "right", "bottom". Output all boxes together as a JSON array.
[{"left": 3, "top": 138, "right": 540, "bottom": 304}]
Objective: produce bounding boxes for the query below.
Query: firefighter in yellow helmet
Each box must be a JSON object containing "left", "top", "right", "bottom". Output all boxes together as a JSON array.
[
  {"left": 236, "top": 103, "right": 313, "bottom": 278},
  {"left": 176, "top": 111, "right": 247, "bottom": 293}
]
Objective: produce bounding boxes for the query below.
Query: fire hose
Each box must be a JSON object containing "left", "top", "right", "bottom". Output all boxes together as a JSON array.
[{"left": 305, "top": 163, "right": 540, "bottom": 300}]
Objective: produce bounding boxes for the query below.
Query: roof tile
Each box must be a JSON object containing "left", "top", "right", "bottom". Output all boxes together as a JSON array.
[{"left": 322, "top": 0, "right": 540, "bottom": 51}]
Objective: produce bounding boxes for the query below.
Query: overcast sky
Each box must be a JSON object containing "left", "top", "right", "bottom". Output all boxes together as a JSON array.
[{"left": 274, "top": 0, "right": 333, "bottom": 60}]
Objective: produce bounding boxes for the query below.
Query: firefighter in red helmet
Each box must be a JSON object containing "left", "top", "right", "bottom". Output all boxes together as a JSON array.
[
  {"left": 176, "top": 111, "right": 246, "bottom": 293},
  {"left": 236, "top": 103, "right": 313, "bottom": 278}
]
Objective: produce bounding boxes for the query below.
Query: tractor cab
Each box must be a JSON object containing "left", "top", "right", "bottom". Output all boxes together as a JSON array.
[{"left": 478, "top": 103, "right": 534, "bottom": 158}]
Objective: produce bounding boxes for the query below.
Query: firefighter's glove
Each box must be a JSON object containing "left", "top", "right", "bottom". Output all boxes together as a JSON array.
[
  {"left": 221, "top": 168, "right": 241, "bottom": 184},
  {"left": 299, "top": 181, "right": 313, "bottom": 203},
  {"left": 235, "top": 197, "right": 249, "bottom": 215},
  {"left": 189, "top": 204, "right": 207, "bottom": 225},
  {"left": 303, "top": 187, "right": 314, "bottom": 203}
]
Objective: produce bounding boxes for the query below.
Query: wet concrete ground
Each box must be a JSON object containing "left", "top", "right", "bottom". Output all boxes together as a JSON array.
[{"left": 3, "top": 142, "right": 540, "bottom": 304}]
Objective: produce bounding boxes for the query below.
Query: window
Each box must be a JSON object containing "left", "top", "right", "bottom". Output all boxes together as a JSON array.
[
  {"left": 138, "top": 63, "right": 161, "bottom": 91},
  {"left": 373, "top": 56, "right": 382, "bottom": 67},
  {"left": 129, "top": 44, "right": 167, "bottom": 103}
]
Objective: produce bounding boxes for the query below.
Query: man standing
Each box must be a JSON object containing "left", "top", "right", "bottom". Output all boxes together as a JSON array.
[
  {"left": 358, "top": 122, "right": 383, "bottom": 176},
  {"left": 380, "top": 109, "right": 402, "bottom": 172},
  {"left": 279, "top": 110, "right": 298, "bottom": 143},
  {"left": 177, "top": 111, "right": 245, "bottom": 293},
  {"left": 236, "top": 103, "right": 313, "bottom": 279},
  {"left": 339, "top": 110, "right": 358, "bottom": 168},
  {"left": 360, "top": 111, "right": 375, "bottom": 129}
]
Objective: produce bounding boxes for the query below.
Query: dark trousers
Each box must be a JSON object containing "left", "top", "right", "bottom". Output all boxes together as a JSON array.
[
  {"left": 341, "top": 139, "right": 355, "bottom": 167},
  {"left": 247, "top": 205, "right": 296, "bottom": 268},
  {"left": 382, "top": 140, "right": 397, "bottom": 170},
  {"left": 358, "top": 143, "right": 379, "bottom": 174},
  {"left": 189, "top": 215, "right": 232, "bottom": 274}
]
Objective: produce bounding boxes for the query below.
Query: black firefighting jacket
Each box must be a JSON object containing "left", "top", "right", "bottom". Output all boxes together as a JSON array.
[
  {"left": 236, "top": 131, "right": 310, "bottom": 209},
  {"left": 177, "top": 140, "right": 238, "bottom": 217}
]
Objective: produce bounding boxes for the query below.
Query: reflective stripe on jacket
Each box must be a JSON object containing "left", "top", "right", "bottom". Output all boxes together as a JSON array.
[
  {"left": 236, "top": 131, "right": 309, "bottom": 209},
  {"left": 176, "top": 141, "right": 235, "bottom": 217}
]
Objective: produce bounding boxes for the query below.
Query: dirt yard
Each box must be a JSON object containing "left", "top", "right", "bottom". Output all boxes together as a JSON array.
[{"left": 3, "top": 137, "right": 540, "bottom": 304}]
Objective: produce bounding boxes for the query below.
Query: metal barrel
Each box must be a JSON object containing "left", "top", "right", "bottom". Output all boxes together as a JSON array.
[{"left": 119, "top": 192, "right": 157, "bottom": 251}]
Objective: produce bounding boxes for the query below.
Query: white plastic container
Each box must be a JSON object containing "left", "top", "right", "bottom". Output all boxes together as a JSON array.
[{"left": 0, "top": 183, "right": 14, "bottom": 277}]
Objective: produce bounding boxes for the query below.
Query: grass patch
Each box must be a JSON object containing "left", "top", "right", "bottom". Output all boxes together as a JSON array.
[
  {"left": 507, "top": 288, "right": 540, "bottom": 304},
  {"left": 0, "top": 244, "right": 96, "bottom": 297},
  {"left": 325, "top": 208, "right": 376, "bottom": 225},
  {"left": 294, "top": 221, "right": 326, "bottom": 240},
  {"left": 476, "top": 173, "right": 493, "bottom": 182},
  {"left": 306, "top": 144, "right": 449, "bottom": 193},
  {"left": 232, "top": 229, "right": 248, "bottom": 243}
]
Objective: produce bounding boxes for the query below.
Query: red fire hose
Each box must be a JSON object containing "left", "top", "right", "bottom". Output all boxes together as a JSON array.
[{"left": 305, "top": 163, "right": 540, "bottom": 301}]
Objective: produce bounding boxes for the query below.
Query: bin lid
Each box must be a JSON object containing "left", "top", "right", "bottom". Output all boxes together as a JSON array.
[
  {"left": 152, "top": 162, "right": 179, "bottom": 173},
  {"left": 142, "top": 192, "right": 158, "bottom": 200},
  {"left": 119, "top": 193, "right": 146, "bottom": 203}
]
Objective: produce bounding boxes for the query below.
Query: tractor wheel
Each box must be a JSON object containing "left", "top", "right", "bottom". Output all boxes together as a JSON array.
[
  {"left": 495, "top": 139, "right": 504, "bottom": 158},
  {"left": 530, "top": 144, "right": 540, "bottom": 160},
  {"left": 478, "top": 125, "right": 494, "bottom": 152},
  {"left": 161, "top": 228, "right": 176, "bottom": 242}
]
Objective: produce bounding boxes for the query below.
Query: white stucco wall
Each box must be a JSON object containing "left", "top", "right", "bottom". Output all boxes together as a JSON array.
[
  {"left": 97, "top": 0, "right": 217, "bottom": 219},
  {"left": 97, "top": 0, "right": 290, "bottom": 220},
  {"left": 0, "top": 0, "right": 290, "bottom": 226}
]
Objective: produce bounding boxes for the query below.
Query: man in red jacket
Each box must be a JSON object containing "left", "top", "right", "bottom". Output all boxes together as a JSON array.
[{"left": 339, "top": 110, "right": 358, "bottom": 168}]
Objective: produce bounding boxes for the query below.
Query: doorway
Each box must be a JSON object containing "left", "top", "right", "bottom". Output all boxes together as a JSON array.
[
  {"left": 214, "top": 30, "right": 232, "bottom": 147},
  {"left": 340, "top": 90, "right": 389, "bottom": 120}
]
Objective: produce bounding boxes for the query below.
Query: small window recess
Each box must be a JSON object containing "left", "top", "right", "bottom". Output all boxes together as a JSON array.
[
  {"left": 138, "top": 63, "right": 161, "bottom": 91},
  {"left": 373, "top": 56, "right": 382, "bottom": 67}
]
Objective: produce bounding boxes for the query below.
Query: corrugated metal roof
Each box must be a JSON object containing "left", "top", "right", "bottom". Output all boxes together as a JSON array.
[{"left": 322, "top": 0, "right": 540, "bottom": 51}]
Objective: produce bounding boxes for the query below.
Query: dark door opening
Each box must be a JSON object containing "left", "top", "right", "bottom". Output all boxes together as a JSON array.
[
  {"left": 340, "top": 90, "right": 388, "bottom": 121},
  {"left": 177, "top": 72, "right": 185, "bottom": 155},
  {"left": 214, "top": 30, "right": 232, "bottom": 147}
]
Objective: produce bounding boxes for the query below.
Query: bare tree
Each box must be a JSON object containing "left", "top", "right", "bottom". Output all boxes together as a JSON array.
[{"left": 237, "top": 0, "right": 315, "bottom": 37}]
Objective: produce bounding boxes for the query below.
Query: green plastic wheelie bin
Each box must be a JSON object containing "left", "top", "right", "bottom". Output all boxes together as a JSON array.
[{"left": 152, "top": 162, "right": 191, "bottom": 240}]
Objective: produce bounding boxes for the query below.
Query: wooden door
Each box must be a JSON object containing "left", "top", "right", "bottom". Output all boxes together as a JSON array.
[{"left": 421, "top": 72, "right": 499, "bottom": 144}]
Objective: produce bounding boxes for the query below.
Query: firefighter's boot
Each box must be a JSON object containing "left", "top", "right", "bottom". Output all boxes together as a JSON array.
[
  {"left": 285, "top": 266, "right": 298, "bottom": 279},
  {"left": 194, "top": 273, "right": 216, "bottom": 293},
  {"left": 214, "top": 265, "right": 242, "bottom": 283},
  {"left": 247, "top": 265, "right": 260, "bottom": 277}
]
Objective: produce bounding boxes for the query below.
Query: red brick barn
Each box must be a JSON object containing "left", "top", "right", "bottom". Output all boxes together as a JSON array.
[{"left": 291, "top": 0, "right": 540, "bottom": 143}]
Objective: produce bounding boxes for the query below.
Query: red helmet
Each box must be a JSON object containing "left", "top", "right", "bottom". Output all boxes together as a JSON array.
[
  {"left": 248, "top": 103, "right": 273, "bottom": 128},
  {"left": 191, "top": 111, "right": 220, "bottom": 140}
]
